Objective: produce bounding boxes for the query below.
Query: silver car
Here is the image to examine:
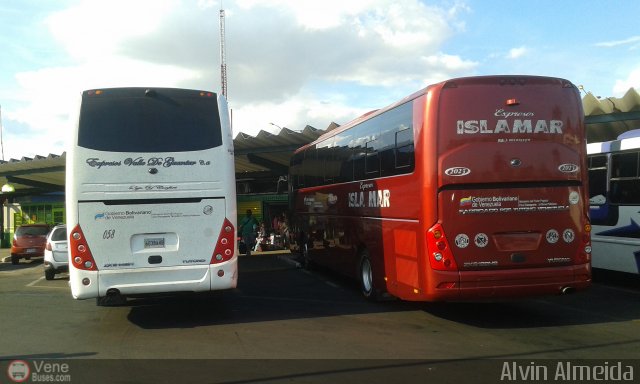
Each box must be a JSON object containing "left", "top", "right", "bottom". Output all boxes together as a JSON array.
[{"left": 43, "top": 224, "right": 68, "bottom": 280}]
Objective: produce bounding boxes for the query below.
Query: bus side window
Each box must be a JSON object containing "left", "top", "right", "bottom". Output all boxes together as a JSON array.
[
  {"left": 610, "top": 151, "right": 640, "bottom": 204},
  {"left": 587, "top": 154, "right": 607, "bottom": 205},
  {"left": 365, "top": 138, "right": 380, "bottom": 176},
  {"left": 304, "top": 147, "right": 321, "bottom": 187},
  {"left": 396, "top": 127, "right": 414, "bottom": 170},
  {"left": 350, "top": 125, "right": 369, "bottom": 181},
  {"left": 334, "top": 133, "right": 353, "bottom": 183}
]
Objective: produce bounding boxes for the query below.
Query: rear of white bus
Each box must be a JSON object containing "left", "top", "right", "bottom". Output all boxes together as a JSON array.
[{"left": 66, "top": 88, "right": 237, "bottom": 302}]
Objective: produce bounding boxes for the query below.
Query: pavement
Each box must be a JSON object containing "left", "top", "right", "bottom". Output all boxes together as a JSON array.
[{"left": 0, "top": 248, "right": 11, "bottom": 263}]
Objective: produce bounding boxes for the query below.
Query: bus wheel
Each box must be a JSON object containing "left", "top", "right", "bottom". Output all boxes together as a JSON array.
[
  {"left": 96, "top": 294, "right": 127, "bottom": 307},
  {"left": 359, "top": 251, "right": 378, "bottom": 300}
]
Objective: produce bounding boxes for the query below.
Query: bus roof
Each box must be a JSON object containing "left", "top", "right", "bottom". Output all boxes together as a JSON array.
[
  {"left": 587, "top": 132, "right": 640, "bottom": 155},
  {"left": 296, "top": 75, "right": 574, "bottom": 154},
  {"left": 294, "top": 85, "right": 430, "bottom": 154}
]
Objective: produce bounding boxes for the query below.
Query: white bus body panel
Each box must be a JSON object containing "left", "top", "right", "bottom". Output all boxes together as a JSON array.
[
  {"left": 69, "top": 262, "right": 237, "bottom": 299},
  {"left": 590, "top": 236, "right": 640, "bottom": 274},
  {"left": 588, "top": 131, "right": 640, "bottom": 275}
]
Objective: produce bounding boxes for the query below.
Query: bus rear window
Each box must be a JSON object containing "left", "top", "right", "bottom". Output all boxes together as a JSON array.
[{"left": 78, "top": 88, "right": 222, "bottom": 152}]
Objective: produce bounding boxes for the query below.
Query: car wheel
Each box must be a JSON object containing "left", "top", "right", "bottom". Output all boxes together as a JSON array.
[
  {"left": 11, "top": 255, "right": 19, "bottom": 265},
  {"left": 45, "top": 269, "right": 55, "bottom": 280}
]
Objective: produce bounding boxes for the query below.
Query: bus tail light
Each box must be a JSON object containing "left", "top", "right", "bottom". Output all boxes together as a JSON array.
[
  {"left": 69, "top": 225, "right": 98, "bottom": 271},
  {"left": 426, "top": 224, "right": 459, "bottom": 271},
  {"left": 576, "top": 220, "right": 592, "bottom": 263},
  {"left": 211, "top": 218, "right": 235, "bottom": 264}
]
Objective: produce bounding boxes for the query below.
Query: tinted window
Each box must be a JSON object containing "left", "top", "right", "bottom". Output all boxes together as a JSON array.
[
  {"left": 16, "top": 226, "right": 49, "bottom": 236},
  {"left": 587, "top": 155, "right": 607, "bottom": 205},
  {"left": 334, "top": 133, "right": 353, "bottom": 183},
  {"left": 51, "top": 227, "right": 67, "bottom": 242},
  {"left": 395, "top": 127, "right": 414, "bottom": 169},
  {"left": 610, "top": 151, "right": 640, "bottom": 204},
  {"left": 611, "top": 152, "right": 638, "bottom": 178},
  {"left": 303, "top": 148, "right": 322, "bottom": 187},
  {"left": 610, "top": 179, "right": 640, "bottom": 204},
  {"left": 365, "top": 139, "right": 380, "bottom": 176},
  {"left": 317, "top": 138, "right": 338, "bottom": 183},
  {"left": 78, "top": 88, "right": 222, "bottom": 152},
  {"left": 290, "top": 100, "right": 415, "bottom": 189},
  {"left": 350, "top": 124, "right": 371, "bottom": 181}
]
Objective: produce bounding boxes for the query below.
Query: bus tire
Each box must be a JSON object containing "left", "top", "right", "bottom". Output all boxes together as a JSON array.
[
  {"left": 96, "top": 294, "right": 127, "bottom": 307},
  {"left": 359, "top": 251, "right": 379, "bottom": 301}
]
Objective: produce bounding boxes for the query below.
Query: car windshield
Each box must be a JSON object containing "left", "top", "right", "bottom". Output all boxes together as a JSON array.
[
  {"left": 51, "top": 227, "right": 67, "bottom": 242},
  {"left": 16, "top": 226, "right": 49, "bottom": 236}
]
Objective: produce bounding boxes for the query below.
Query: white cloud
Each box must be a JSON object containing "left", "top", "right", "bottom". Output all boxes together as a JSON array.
[
  {"left": 228, "top": 0, "right": 474, "bottom": 105},
  {"left": 595, "top": 36, "right": 640, "bottom": 48},
  {"left": 4, "top": 0, "right": 474, "bottom": 157},
  {"left": 507, "top": 46, "right": 528, "bottom": 59},
  {"left": 45, "top": 0, "right": 178, "bottom": 60},
  {"left": 4, "top": 59, "right": 200, "bottom": 159},
  {"left": 232, "top": 97, "right": 364, "bottom": 138},
  {"left": 612, "top": 67, "right": 640, "bottom": 96},
  {"left": 237, "top": 0, "right": 378, "bottom": 30}
]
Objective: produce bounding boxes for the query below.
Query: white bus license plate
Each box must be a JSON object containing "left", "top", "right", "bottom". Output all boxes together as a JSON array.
[{"left": 144, "top": 238, "right": 165, "bottom": 249}]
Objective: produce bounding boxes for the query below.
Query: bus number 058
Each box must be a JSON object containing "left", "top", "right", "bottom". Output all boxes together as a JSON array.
[{"left": 103, "top": 229, "right": 116, "bottom": 240}]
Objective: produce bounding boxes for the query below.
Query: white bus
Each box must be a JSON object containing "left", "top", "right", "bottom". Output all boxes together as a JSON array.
[
  {"left": 66, "top": 87, "right": 237, "bottom": 305},
  {"left": 588, "top": 129, "right": 640, "bottom": 275}
]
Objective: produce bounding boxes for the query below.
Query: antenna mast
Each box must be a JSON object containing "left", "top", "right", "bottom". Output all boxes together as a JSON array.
[
  {"left": 219, "top": 7, "right": 228, "bottom": 98},
  {"left": 0, "top": 105, "right": 4, "bottom": 161}
]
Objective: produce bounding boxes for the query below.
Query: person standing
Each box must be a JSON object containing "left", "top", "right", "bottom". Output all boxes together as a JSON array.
[{"left": 239, "top": 209, "right": 259, "bottom": 256}]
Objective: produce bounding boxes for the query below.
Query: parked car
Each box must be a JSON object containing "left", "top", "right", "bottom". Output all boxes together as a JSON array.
[
  {"left": 44, "top": 224, "right": 68, "bottom": 280},
  {"left": 10, "top": 223, "right": 50, "bottom": 265}
]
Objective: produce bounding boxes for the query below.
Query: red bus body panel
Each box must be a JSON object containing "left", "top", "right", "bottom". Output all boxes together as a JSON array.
[{"left": 291, "top": 76, "right": 591, "bottom": 301}]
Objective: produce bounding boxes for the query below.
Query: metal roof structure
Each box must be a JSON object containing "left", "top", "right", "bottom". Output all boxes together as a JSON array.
[
  {"left": 0, "top": 154, "right": 65, "bottom": 196},
  {"left": 0, "top": 123, "right": 339, "bottom": 195},
  {"left": 584, "top": 87, "right": 640, "bottom": 143},
  {"left": 0, "top": 87, "right": 638, "bottom": 196},
  {"left": 233, "top": 123, "right": 337, "bottom": 180}
]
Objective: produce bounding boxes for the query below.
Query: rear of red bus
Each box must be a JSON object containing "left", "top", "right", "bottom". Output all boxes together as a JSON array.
[{"left": 419, "top": 76, "right": 591, "bottom": 301}]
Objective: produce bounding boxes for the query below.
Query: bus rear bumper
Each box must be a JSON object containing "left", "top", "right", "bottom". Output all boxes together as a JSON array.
[
  {"left": 69, "top": 258, "right": 238, "bottom": 300},
  {"left": 423, "top": 263, "right": 591, "bottom": 301}
]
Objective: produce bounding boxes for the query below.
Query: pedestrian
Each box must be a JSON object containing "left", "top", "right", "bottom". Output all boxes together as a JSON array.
[{"left": 239, "top": 209, "right": 259, "bottom": 256}]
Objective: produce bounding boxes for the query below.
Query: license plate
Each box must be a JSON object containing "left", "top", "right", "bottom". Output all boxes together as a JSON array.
[
  {"left": 144, "top": 238, "right": 165, "bottom": 249},
  {"left": 26, "top": 248, "right": 37, "bottom": 254}
]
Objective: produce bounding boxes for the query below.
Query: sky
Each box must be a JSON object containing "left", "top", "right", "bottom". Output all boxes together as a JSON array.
[{"left": 0, "top": 0, "right": 639, "bottom": 160}]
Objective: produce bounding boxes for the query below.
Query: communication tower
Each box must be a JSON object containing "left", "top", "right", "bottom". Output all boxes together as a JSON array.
[{"left": 219, "top": 8, "right": 228, "bottom": 98}]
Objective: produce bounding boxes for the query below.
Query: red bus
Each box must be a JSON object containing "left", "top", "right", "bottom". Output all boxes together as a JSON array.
[{"left": 289, "top": 75, "right": 592, "bottom": 301}]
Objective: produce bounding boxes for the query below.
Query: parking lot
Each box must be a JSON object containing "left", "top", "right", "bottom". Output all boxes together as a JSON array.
[{"left": 1, "top": 251, "right": 639, "bottom": 383}]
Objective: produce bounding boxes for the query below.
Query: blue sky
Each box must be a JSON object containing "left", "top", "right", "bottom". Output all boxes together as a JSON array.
[{"left": 0, "top": 0, "right": 638, "bottom": 159}]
